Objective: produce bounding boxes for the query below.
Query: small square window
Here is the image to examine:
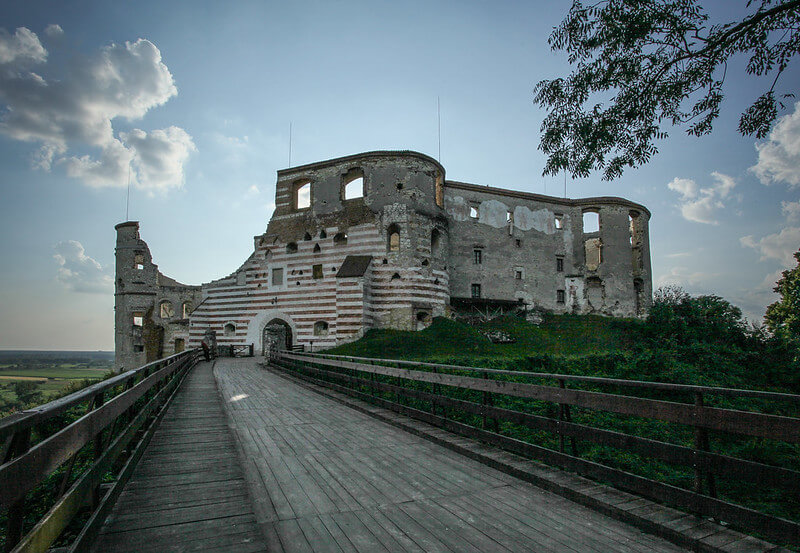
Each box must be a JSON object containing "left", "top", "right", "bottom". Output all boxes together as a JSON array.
[
  {"left": 272, "top": 268, "right": 283, "bottom": 286},
  {"left": 557, "top": 290, "right": 565, "bottom": 304},
  {"left": 515, "top": 239, "right": 521, "bottom": 247},
  {"left": 471, "top": 283, "right": 481, "bottom": 298},
  {"left": 134, "top": 253, "right": 144, "bottom": 270},
  {"left": 132, "top": 312, "right": 144, "bottom": 327},
  {"left": 312, "top": 264, "right": 323, "bottom": 279},
  {"left": 133, "top": 345, "right": 144, "bottom": 353},
  {"left": 515, "top": 270, "right": 522, "bottom": 280},
  {"left": 556, "top": 257, "right": 564, "bottom": 272},
  {"left": 473, "top": 249, "right": 482, "bottom": 264}
]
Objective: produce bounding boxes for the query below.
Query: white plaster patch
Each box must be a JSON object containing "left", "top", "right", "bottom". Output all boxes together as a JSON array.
[
  {"left": 446, "top": 196, "right": 470, "bottom": 221},
  {"left": 480, "top": 199, "right": 509, "bottom": 228},
  {"left": 513, "top": 206, "right": 556, "bottom": 234}
]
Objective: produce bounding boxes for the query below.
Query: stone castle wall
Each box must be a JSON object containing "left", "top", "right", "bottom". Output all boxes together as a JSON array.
[{"left": 115, "top": 151, "right": 651, "bottom": 369}]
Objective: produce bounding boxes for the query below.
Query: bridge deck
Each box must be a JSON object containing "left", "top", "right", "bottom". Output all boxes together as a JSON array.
[
  {"left": 92, "top": 361, "right": 268, "bottom": 553},
  {"left": 216, "top": 358, "right": 688, "bottom": 553}
]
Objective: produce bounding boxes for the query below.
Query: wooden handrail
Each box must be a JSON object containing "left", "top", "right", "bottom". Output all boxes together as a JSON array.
[
  {"left": 275, "top": 351, "right": 800, "bottom": 547},
  {"left": 0, "top": 349, "right": 200, "bottom": 553},
  {"left": 294, "top": 350, "right": 800, "bottom": 402}
]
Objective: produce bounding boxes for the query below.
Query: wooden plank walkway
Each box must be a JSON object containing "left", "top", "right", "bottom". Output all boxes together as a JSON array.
[
  {"left": 216, "top": 358, "right": 690, "bottom": 553},
  {"left": 92, "top": 361, "right": 268, "bottom": 553}
]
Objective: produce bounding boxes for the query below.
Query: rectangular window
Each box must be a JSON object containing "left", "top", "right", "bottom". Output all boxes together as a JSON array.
[
  {"left": 473, "top": 249, "right": 482, "bottom": 264},
  {"left": 557, "top": 290, "right": 565, "bottom": 304},
  {"left": 272, "top": 268, "right": 283, "bottom": 286},
  {"left": 556, "top": 257, "right": 564, "bottom": 272},
  {"left": 312, "top": 264, "right": 323, "bottom": 279},
  {"left": 133, "top": 345, "right": 144, "bottom": 353},
  {"left": 134, "top": 253, "right": 144, "bottom": 270},
  {"left": 515, "top": 270, "right": 522, "bottom": 280},
  {"left": 515, "top": 239, "right": 521, "bottom": 247},
  {"left": 132, "top": 312, "right": 144, "bottom": 327},
  {"left": 554, "top": 215, "right": 564, "bottom": 230},
  {"left": 471, "top": 284, "right": 481, "bottom": 298},
  {"left": 469, "top": 205, "right": 479, "bottom": 219}
]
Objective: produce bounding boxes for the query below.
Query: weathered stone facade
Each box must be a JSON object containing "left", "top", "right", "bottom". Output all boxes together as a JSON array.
[{"left": 115, "top": 151, "right": 651, "bottom": 370}]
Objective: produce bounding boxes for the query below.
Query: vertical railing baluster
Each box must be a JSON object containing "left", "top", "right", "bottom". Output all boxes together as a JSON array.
[
  {"left": 91, "top": 391, "right": 106, "bottom": 508},
  {"left": 693, "top": 392, "right": 716, "bottom": 497},
  {"left": 3, "top": 427, "right": 31, "bottom": 553}
]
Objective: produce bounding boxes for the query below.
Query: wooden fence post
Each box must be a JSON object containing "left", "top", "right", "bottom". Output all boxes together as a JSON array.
[
  {"left": 693, "top": 392, "right": 717, "bottom": 497},
  {"left": 3, "top": 427, "right": 31, "bottom": 553}
]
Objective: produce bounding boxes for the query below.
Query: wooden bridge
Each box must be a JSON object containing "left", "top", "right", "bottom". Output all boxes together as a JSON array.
[{"left": 1, "top": 351, "right": 798, "bottom": 552}]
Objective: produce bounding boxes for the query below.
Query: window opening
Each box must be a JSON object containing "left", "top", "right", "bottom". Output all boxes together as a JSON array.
[
  {"left": 313, "top": 243, "right": 321, "bottom": 253},
  {"left": 272, "top": 268, "right": 283, "bottom": 286},
  {"left": 312, "top": 264, "right": 323, "bottom": 279},
  {"left": 387, "top": 224, "right": 401, "bottom": 252},
  {"left": 396, "top": 182, "right": 404, "bottom": 190},
  {"left": 314, "top": 321, "right": 329, "bottom": 336},
  {"left": 422, "top": 259, "right": 429, "bottom": 267},
  {"left": 435, "top": 173, "right": 444, "bottom": 208},
  {"left": 134, "top": 253, "right": 144, "bottom": 270},
  {"left": 515, "top": 269, "right": 523, "bottom": 280},
  {"left": 585, "top": 238, "right": 602, "bottom": 271},
  {"left": 557, "top": 290, "right": 566, "bottom": 304},
  {"left": 391, "top": 273, "right": 401, "bottom": 281},
  {"left": 224, "top": 323, "right": 235, "bottom": 336},
  {"left": 133, "top": 312, "right": 144, "bottom": 327},
  {"left": 431, "top": 229, "right": 441, "bottom": 258},
  {"left": 319, "top": 229, "right": 327, "bottom": 239},
  {"left": 294, "top": 181, "right": 311, "bottom": 210},
  {"left": 334, "top": 232, "right": 348, "bottom": 246},
  {"left": 303, "top": 232, "right": 312, "bottom": 241},
  {"left": 583, "top": 211, "right": 600, "bottom": 233},
  {"left": 160, "top": 301, "right": 174, "bottom": 319},
  {"left": 174, "top": 338, "right": 185, "bottom": 353},
  {"left": 182, "top": 302, "right": 192, "bottom": 318},
  {"left": 554, "top": 215, "right": 564, "bottom": 230},
  {"left": 473, "top": 249, "right": 482, "bottom": 264},
  {"left": 286, "top": 242, "right": 298, "bottom": 254},
  {"left": 471, "top": 284, "right": 481, "bottom": 298},
  {"left": 469, "top": 205, "right": 479, "bottom": 219},
  {"left": 515, "top": 239, "right": 521, "bottom": 247},
  {"left": 556, "top": 257, "right": 564, "bottom": 272},
  {"left": 344, "top": 176, "right": 364, "bottom": 200}
]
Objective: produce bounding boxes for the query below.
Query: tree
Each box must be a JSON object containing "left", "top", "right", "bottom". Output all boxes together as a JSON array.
[
  {"left": 534, "top": 0, "right": 800, "bottom": 180},
  {"left": 765, "top": 248, "right": 800, "bottom": 346},
  {"left": 11, "top": 380, "right": 43, "bottom": 406}
]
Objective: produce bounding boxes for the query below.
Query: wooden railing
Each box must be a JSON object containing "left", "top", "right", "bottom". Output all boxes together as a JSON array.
[
  {"left": 272, "top": 350, "right": 800, "bottom": 547},
  {"left": 0, "top": 350, "right": 200, "bottom": 553}
]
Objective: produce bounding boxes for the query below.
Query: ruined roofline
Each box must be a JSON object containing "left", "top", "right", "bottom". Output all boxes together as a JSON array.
[
  {"left": 444, "top": 180, "right": 651, "bottom": 218},
  {"left": 114, "top": 220, "right": 139, "bottom": 230},
  {"left": 276, "top": 150, "right": 445, "bottom": 177}
]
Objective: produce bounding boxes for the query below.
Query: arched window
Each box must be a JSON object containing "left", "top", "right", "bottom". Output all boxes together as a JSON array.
[
  {"left": 313, "top": 243, "right": 321, "bottom": 253},
  {"left": 293, "top": 180, "right": 311, "bottom": 210},
  {"left": 334, "top": 232, "right": 348, "bottom": 246},
  {"left": 159, "top": 301, "right": 174, "bottom": 319},
  {"left": 343, "top": 168, "right": 364, "bottom": 200},
  {"left": 303, "top": 232, "right": 312, "bottom": 241},
  {"left": 224, "top": 323, "right": 236, "bottom": 336},
  {"left": 319, "top": 229, "right": 327, "bottom": 239},
  {"left": 313, "top": 321, "right": 329, "bottom": 336},
  {"left": 286, "top": 242, "right": 298, "bottom": 254},
  {"left": 387, "top": 224, "right": 400, "bottom": 252},
  {"left": 583, "top": 210, "right": 600, "bottom": 233},
  {"left": 391, "top": 272, "right": 401, "bottom": 281}
]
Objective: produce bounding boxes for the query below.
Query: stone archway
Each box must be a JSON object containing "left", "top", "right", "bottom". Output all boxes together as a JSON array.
[{"left": 262, "top": 318, "right": 292, "bottom": 356}]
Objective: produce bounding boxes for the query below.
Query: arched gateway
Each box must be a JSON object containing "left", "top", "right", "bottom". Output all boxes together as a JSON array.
[{"left": 262, "top": 318, "right": 292, "bottom": 356}]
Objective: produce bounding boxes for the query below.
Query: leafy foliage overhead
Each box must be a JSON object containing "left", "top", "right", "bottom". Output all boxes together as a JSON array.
[{"left": 534, "top": 0, "right": 800, "bottom": 180}]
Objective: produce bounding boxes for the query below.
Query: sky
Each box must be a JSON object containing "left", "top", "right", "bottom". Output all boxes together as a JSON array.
[{"left": 0, "top": 0, "right": 798, "bottom": 350}]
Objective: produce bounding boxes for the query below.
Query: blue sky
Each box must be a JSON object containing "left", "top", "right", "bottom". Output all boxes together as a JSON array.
[{"left": 1, "top": 0, "right": 798, "bottom": 350}]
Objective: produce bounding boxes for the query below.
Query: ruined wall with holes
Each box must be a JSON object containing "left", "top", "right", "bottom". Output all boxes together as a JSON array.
[
  {"left": 114, "top": 222, "right": 203, "bottom": 371},
  {"left": 115, "top": 151, "right": 651, "bottom": 367},
  {"left": 445, "top": 182, "right": 651, "bottom": 317}
]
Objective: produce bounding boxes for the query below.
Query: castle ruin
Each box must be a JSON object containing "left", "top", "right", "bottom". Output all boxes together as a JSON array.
[{"left": 115, "top": 150, "right": 652, "bottom": 370}]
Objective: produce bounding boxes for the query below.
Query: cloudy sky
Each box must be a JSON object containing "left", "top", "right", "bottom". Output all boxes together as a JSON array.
[{"left": 1, "top": 0, "right": 798, "bottom": 350}]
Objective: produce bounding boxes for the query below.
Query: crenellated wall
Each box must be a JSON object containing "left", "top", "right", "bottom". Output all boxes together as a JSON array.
[{"left": 115, "top": 150, "right": 651, "bottom": 368}]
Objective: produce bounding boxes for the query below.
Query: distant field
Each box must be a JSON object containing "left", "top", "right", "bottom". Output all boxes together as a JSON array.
[{"left": 0, "top": 351, "right": 114, "bottom": 413}]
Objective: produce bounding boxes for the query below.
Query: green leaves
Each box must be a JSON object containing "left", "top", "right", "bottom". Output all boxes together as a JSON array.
[{"left": 535, "top": 0, "right": 800, "bottom": 180}]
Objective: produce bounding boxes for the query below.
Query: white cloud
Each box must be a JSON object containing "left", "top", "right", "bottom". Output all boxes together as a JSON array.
[
  {"left": 751, "top": 102, "right": 800, "bottom": 187},
  {"left": 53, "top": 240, "right": 113, "bottom": 293},
  {"left": 44, "top": 24, "right": 63, "bottom": 38},
  {"left": 740, "top": 226, "right": 800, "bottom": 267},
  {"left": 666, "top": 172, "right": 736, "bottom": 224},
  {"left": 0, "top": 27, "right": 47, "bottom": 64},
  {"left": 0, "top": 26, "right": 193, "bottom": 192},
  {"left": 655, "top": 266, "right": 715, "bottom": 288},
  {"left": 246, "top": 184, "right": 260, "bottom": 197},
  {"left": 782, "top": 200, "right": 800, "bottom": 222}
]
